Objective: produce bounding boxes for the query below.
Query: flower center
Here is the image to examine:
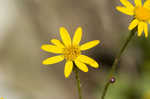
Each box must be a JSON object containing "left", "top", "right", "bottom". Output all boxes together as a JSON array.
[
  {"left": 135, "top": 7, "right": 150, "bottom": 21},
  {"left": 63, "top": 45, "right": 81, "bottom": 61}
]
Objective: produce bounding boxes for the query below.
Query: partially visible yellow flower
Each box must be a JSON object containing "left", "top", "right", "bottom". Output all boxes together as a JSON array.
[
  {"left": 143, "top": 91, "right": 150, "bottom": 99},
  {"left": 0, "top": 97, "right": 4, "bottom": 99},
  {"left": 41, "top": 27, "right": 100, "bottom": 78},
  {"left": 116, "top": 0, "right": 150, "bottom": 37}
]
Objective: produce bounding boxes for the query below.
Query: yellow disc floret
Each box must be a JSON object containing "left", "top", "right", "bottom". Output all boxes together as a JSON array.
[
  {"left": 135, "top": 7, "right": 150, "bottom": 21},
  {"left": 63, "top": 45, "right": 81, "bottom": 61}
]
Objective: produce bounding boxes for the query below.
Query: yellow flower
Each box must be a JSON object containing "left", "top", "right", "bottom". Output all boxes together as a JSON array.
[
  {"left": 0, "top": 97, "right": 4, "bottom": 99},
  {"left": 41, "top": 27, "right": 100, "bottom": 78},
  {"left": 116, "top": 0, "right": 150, "bottom": 37}
]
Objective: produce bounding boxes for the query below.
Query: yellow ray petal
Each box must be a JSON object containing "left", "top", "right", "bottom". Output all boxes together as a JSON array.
[
  {"left": 144, "top": 0, "right": 150, "bottom": 8},
  {"left": 143, "top": 22, "right": 148, "bottom": 38},
  {"left": 116, "top": 6, "right": 134, "bottom": 15},
  {"left": 41, "top": 44, "right": 63, "bottom": 53},
  {"left": 64, "top": 61, "right": 73, "bottom": 78},
  {"left": 149, "top": 20, "right": 150, "bottom": 24},
  {"left": 128, "top": 19, "right": 139, "bottom": 30},
  {"left": 51, "top": 39, "right": 65, "bottom": 48},
  {"left": 73, "top": 27, "right": 82, "bottom": 45},
  {"left": 42, "top": 55, "right": 64, "bottom": 65},
  {"left": 75, "top": 60, "right": 88, "bottom": 72},
  {"left": 76, "top": 55, "right": 99, "bottom": 68},
  {"left": 138, "top": 21, "right": 144, "bottom": 37},
  {"left": 60, "top": 27, "right": 71, "bottom": 46},
  {"left": 120, "top": 0, "right": 134, "bottom": 9},
  {"left": 135, "top": 0, "right": 142, "bottom": 7},
  {"left": 80, "top": 40, "right": 100, "bottom": 51}
]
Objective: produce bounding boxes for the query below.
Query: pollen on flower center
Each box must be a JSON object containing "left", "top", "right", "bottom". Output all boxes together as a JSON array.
[
  {"left": 135, "top": 7, "right": 150, "bottom": 21},
  {"left": 63, "top": 45, "right": 81, "bottom": 61}
]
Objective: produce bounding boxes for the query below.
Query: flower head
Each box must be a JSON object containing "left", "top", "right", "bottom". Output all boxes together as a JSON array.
[
  {"left": 116, "top": 0, "right": 150, "bottom": 37},
  {"left": 41, "top": 27, "right": 100, "bottom": 78}
]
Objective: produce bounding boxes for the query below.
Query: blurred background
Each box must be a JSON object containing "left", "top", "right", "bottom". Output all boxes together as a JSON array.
[{"left": 0, "top": 0, "right": 150, "bottom": 99}]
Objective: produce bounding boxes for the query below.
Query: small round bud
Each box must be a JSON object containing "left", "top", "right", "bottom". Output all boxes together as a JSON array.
[{"left": 109, "top": 77, "right": 116, "bottom": 83}]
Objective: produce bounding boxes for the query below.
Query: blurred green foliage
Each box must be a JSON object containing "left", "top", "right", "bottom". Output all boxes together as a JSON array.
[{"left": 97, "top": 30, "right": 150, "bottom": 99}]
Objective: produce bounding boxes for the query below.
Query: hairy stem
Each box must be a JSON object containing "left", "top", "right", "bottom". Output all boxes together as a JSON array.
[
  {"left": 74, "top": 67, "right": 82, "bottom": 99},
  {"left": 101, "top": 27, "right": 137, "bottom": 99}
]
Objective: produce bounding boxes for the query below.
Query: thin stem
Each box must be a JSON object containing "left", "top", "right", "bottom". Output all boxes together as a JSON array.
[
  {"left": 74, "top": 67, "right": 82, "bottom": 99},
  {"left": 101, "top": 27, "right": 137, "bottom": 99}
]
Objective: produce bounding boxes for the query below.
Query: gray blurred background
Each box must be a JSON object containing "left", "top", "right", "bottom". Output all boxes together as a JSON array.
[{"left": 0, "top": 0, "right": 150, "bottom": 99}]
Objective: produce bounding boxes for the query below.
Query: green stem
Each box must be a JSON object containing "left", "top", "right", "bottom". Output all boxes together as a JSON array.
[
  {"left": 101, "top": 27, "right": 137, "bottom": 99},
  {"left": 74, "top": 67, "right": 82, "bottom": 99}
]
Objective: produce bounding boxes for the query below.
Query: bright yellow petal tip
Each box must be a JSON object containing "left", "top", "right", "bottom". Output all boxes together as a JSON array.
[
  {"left": 60, "top": 27, "right": 71, "bottom": 46},
  {"left": 51, "top": 39, "right": 64, "bottom": 48},
  {"left": 73, "top": 27, "right": 82, "bottom": 45},
  {"left": 134, "top": 0, "right": 142, "bottom": 7},
  {"left": 42, "top": 55, "right": 64, "bottom": 65},
  {"left": 64, "top": 61, "right": 73, "bottom": 78},
  {"left": 116, "top": 6, "right": 134, "bottom": 15},
  {"left": 128, "top": 19, "right": 139, "bottom": 30},
  {"left": 143, "top": 22, "right": 148, "bottom": 38},
  {"left": 120, "top": 0, "right": 134, "bottom": 9},
  {"left": 41, "top": 44, "right": 63, "bottom": 53},
  {"left": 137, "top": 22, "right": 144, "bottom": 37},
  {"left": 77, "top": 55, "right": 99, "bottom": 68},
  {"left": 80, "top": 40, "right": 100, "bottom": 51},
  {"left": 75, "top": 60, "right": 88, "bottom": 72}
]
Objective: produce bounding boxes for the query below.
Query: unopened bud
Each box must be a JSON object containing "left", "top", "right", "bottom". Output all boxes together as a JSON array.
[{"left": 109, "top": 77, "right": 116, "bottom": 83}]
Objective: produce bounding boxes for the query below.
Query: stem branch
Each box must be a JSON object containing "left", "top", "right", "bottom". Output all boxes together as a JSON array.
[{"left": 101, "top": 27, "right": 137, "bottom": 99}]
